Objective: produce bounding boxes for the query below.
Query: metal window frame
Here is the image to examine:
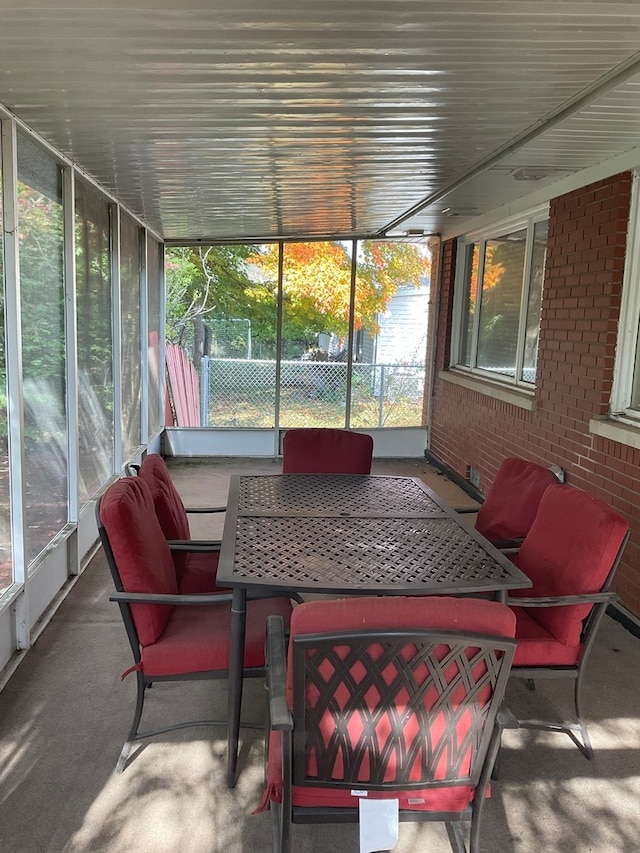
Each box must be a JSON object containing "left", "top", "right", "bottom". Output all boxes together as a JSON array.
[
  {"left": 451, "top": 205, "right": 549, "bottom": 388},
  {"left": 611, "top": 170, "right": 640, "bottom": 419}
]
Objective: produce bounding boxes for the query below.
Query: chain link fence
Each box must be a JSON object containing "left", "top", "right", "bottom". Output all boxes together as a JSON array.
[{"left": 200, "top": 357, "right": 425, "bottom": 428}]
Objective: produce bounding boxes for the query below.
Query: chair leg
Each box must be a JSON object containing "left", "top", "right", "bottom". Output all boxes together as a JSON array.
[
  {"left": 270, "top": 800, "right": 290, "bottom": 853},
  {"left": 116, "top": 672, "right": 147, "bottom": 773},
  {"left": 445, "top": 822, "right": 468, "bottom": 853},
  {"left": 573, "top": 669, "right": 594, "bottom": 760},
  {"left": 518, "top": 672, "right": 594, "bottom": 760}
]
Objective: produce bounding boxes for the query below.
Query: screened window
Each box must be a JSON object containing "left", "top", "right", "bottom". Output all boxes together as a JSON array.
[
  {"left": 17, "top": 134, "right": 68, "bottom": 565},
  {"left": 165, "top": 239, "right": 431, "bottom": 429},
  {"left": 0, "top": 136, "right": 11, "bottom": 594},
  {"left": 147, "top": 236, "right": 163, "bottom": 436},
  {"left": 120, "top": 213, "right": 142, "bottom": 459},
  {"left": 75, "top": 179, "right": 114, "bottom": 502},
  {"left": 453, "top": 210, "right": 548, "bottom": 386}
]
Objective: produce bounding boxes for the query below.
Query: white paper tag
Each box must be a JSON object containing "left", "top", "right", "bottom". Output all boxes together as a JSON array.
[{"left": 359, "top": 798, "right": 399, "bottom": 853}]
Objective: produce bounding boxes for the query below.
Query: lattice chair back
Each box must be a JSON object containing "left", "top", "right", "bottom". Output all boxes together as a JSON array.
[
  {"left": 282, "top": 428, "right": 373, "bottom": 474},
  {"left": 262, "top": 596, "right": 516, "bottom": 853},
  {"left": 290, "top": 598, "right": 514, "bottom": 794},
  {"left": 474, "top": 456, "right": 560, "bottom": 547}
]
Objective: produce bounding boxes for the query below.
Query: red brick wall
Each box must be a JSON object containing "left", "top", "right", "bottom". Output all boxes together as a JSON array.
[{"left": 430, "top": 172, "right": 640, "bottom": 615}]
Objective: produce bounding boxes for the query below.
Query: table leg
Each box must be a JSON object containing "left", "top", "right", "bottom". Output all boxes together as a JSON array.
[{"left": 227, "top": 587, "right": 247, "bottom": 789}]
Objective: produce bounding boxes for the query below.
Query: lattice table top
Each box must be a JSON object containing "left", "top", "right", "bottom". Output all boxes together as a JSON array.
[
  {"left": 218, "top": 474, "right": 531, "bottom": 595},
  {"left": 237, "top": 474, "right": 443, "bottom": 516}
]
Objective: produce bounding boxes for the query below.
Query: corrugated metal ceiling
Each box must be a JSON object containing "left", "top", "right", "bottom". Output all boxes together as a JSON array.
[{"left": 3, "top": 1, "right": 640, "bottom": 242}]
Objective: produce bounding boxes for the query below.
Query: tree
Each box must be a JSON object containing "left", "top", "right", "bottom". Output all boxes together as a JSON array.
[{"left": 165, "top": 240, "right": 430, "bottom": 361}]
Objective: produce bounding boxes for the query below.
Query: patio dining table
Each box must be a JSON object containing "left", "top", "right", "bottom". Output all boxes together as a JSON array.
[{"left": 217, "top": 472, "right": 532, "bottom": 787}]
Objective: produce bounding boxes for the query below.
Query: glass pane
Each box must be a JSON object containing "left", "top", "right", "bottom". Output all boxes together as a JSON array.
[
  {"left": 147, "top": 237, "right": 163, "bottom": 434},
  {"left": 280, "top": 241, "right": 352, "bottom": 428},
  {"left": 458, "top": 242, "right": 479, "bottom": 367},
  {"left": 521, "top": 220, "right": 547, "bottom": 383},
  {"left": 476, "top": 229, "right": 527, "bottom": 379},
  {"left": 17, "top": 134, "right": 68, "bottom": 565},
  {"left": 120, "top": 214, "right": 142, "bottom": 458},
  {"left": 350, "top": 240, "right": 430, "bottom": 428},
  {"left": 0, "top": 140, "right": 12, "bottom": 594},
  {"left": 165, "top": 244, "right": 275, "bottom": 427},
  {"left": 75, "top": 179, "right": 113, "bottom": 503}
]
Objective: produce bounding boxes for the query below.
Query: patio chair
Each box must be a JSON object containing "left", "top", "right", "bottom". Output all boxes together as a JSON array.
[
  {"left": 97, "top": 475, "right": 294, "bottom": 773},
  {"left": 138, "top": 453, "right": 226, "bottom": 593},
  {"left": 506, "top": 482, "right": 630, "bottom": 758},
  {"left": 259, "top": 596, "right": 517, "bottom": 853},
  {"left": 281, "top": 427, "right": 373, "bottom": 474},
  {"left": 459, "top": 456, "right": 562, "bottom": 548}
]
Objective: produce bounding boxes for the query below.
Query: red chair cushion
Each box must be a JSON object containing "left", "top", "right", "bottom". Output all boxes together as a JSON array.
[
  {"left": 100, "top": 477, "right": 177, "bottom": 646},
  {"left": 510, "top": 606, "right": 582, "bottom": 666},
  {"left": 139, "top": 455, "right": 226, "bottom": 593},
  {"left": 178, "top": 551, "right": 225, "bottom": 594},
  {"left": 510, "top": 483, "right": 629, "bottom": 653},
  {"left": 260, "top": 596, "right": 514, "bottom": 812},
  {"left": 282, "top": 428, "right": 373, "bottom": 474},
  {"left": 140, "top": 595, "right": 293, "bottom": 676},
  {"left": 139, "top": 454, "right": 191, "bottom": 541},
  {"left": 474, "top": 457, "right": 557, "bottom": 544}
]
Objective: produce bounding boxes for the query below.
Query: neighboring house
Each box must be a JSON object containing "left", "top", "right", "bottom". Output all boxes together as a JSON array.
[{"left": 369, "top": 279, "right": 430, "bottom": 366}]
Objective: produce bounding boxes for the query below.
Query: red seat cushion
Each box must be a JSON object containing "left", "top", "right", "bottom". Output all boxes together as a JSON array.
[
  {"left": 474, "top": 457, "right": 557, "bottom": 545},
  {"left": 510, "top": 606, "right": 582, "bottom": 666},
  {"left": 282, "top": 428, "right": 373, "bottom": 475},
  {"left": 100, "top": 477, "right": 177, "bottom": 646},
  {"left": 510, "top": 483, "right": 629, "bottom": 660},
  {"left": 140, "top": 595, "right": 293, "bottom": 677},
  {"left": 178, "top": 551, "right": 226, "bottom": 594}
]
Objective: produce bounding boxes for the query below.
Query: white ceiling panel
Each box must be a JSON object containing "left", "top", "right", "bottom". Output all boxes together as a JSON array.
[{"left": 3, "top": 1, "right": 640, "bottom": 241}]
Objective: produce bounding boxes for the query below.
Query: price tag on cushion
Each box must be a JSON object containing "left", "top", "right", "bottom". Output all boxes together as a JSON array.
[{"left": 358, "top": 798, "right": 399, "bottom": 853}]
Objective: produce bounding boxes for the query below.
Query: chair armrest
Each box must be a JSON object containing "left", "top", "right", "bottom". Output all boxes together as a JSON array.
[
  {"left": 185, "top": 506, "right": 227, "bottom": 514},
  {"left": 167, "top": 539, "right": 222, "bottom": 551},
  {"left": 505, "top": 591, "right": 617, "bottom": 607},
  {"left": 110, "top": 590, "right": 233, "bottom": 606},
  {"left": 266, "top": 615, "right": 293, "bottom": 731},
  {"left": 110, "top": 588, "right": 285, "bottom": 604}
]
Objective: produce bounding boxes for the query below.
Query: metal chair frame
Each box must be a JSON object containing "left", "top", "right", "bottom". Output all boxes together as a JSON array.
[
  {"left": 265, "top": 615, "right": 516, "bottom": 853},
  {"left": 97, "top": 490, "right": 286, "bottom": 773},
  {"left": 507, "top": 527, "right": 630, "bottom": 759}
]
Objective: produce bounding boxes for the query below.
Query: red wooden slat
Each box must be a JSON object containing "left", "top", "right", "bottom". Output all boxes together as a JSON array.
[{"left": 165, "top": 344, "right": 200, "bottom": 426}]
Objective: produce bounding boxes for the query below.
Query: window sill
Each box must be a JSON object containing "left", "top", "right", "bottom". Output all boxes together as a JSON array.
[
  {"left": 439, "top": 369, "right": 536, "bottom": 411},
  {"left": 589, "top": 415, "right": 640, "bottom": 450}
]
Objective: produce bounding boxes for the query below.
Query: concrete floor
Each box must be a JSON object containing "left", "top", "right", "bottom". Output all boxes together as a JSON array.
[{"left": 0, "top": 457, "right": 638, "bottom": 853}]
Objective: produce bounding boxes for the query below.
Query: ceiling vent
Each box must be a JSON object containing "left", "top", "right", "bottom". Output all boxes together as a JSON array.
[{"left": 511, "top": 167, "right": 553, "bottom": 181}]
